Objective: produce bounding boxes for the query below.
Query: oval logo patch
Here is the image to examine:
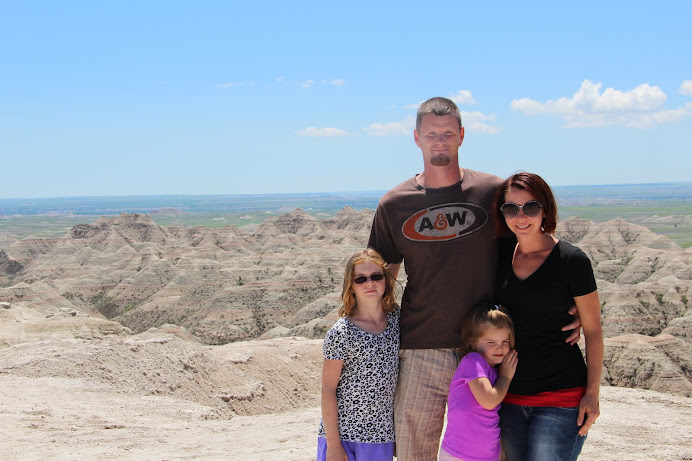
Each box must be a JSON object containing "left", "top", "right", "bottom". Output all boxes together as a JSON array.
[{"left": 401, "top": 203, "right": 488, "bottom": 242}]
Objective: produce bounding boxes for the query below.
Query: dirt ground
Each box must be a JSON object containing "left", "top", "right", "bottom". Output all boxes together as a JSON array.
[
  {"left": 0, "top": 376, "right": 690, "bottom": 460},
  {"left": 0, "top": 333, "right": 690, "bottom": 460}
]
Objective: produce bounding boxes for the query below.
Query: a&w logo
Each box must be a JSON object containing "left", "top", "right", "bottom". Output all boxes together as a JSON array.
[{"left": 402, "top": 203, "right": 487, "bottom": 242}]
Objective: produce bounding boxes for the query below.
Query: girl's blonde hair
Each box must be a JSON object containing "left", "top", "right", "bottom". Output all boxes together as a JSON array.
[
  {"left": 339, "top": 248, "right": 397, "bottom": 317},
  {"left": 459, "top": 304, "right": 515, "bottom": 357}
]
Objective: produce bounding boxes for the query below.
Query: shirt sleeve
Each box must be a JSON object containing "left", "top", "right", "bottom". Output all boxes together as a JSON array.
[
  {"left": 568, "top": 247, "right": 598, "bottom": 297},
  {"left": 322, "top": 322, "right": 347, "bottom": 360},
  {"left": 456, "top": 352, "right": 493, "bottom": 383},
  {"left": 368, "top": 204, "right": 403, "bottom": 265}
]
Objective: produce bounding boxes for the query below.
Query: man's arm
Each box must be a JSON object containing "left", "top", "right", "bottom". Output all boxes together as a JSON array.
[
  {"left": 368, "top": 203, "right": 403, "bottom": 273},
  {"left": 386, "top": 263, "right": 401, "bottom": 280},
  {"left": 562, "top": 305, "right": 582, "bottom": 345}
]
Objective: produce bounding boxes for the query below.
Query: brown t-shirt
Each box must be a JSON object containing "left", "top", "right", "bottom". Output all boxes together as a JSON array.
[{"left": 368, "top": 169, "right": 502, "bottom": 349}]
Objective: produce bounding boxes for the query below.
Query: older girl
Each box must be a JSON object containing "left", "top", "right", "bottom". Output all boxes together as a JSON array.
[{"left": 317, "top": 248, "right": 399, "bottom": 461}]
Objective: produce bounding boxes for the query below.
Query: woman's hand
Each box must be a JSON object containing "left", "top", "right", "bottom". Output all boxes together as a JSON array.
[{"left": 577, "top": 392, "right": 600, "bottom": 436}]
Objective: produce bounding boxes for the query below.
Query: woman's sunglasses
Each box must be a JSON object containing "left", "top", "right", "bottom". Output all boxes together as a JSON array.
[
  {"left": 500, "top": 201, "right": 543, "bottom": 219},
  {"left": 353, "top": 273, "right": 385, "bottom": 284}
]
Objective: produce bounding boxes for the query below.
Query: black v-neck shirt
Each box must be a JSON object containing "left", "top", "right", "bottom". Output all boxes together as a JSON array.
[{"left": 496, "top": 239, "right": 597, "bottom": 395}]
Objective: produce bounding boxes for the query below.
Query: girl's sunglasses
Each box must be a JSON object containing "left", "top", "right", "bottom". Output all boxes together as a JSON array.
[
  {"left": 353, "top": 273, "right": 385, "bottom": 284},
  {"left": 500, "top": 201, "right": 543, "bottom": 218}
]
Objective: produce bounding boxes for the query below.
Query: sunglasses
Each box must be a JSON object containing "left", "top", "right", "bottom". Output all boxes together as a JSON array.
[
  {"left": 500, "top": 201, "right": 543, "bottom": 218},
  {"left": 353, "top": 273, "right": 385, "bottom": 284}
]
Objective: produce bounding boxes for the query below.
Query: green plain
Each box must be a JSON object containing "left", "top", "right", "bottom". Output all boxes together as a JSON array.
[{"left": 1, "top": 204, "right": 690, "bottom": 248}]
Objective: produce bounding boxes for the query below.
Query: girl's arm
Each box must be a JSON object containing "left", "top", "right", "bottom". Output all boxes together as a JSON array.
[
  {"left": 574, "top": 290, "right": 604, "bottom": 436},
  {"left": 468, "top": 351, "right": 518, "bottom": 410},
  {"left": 321, "top": 358, "right": 347, "bottom": 461}
]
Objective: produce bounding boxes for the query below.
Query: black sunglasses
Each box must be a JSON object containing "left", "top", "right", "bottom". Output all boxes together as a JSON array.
[
  {"left": 353, "top": 273, "right": 385, "bottom": 284},
  {"left": 500, "top": 201, "right": 543, "bottom": 218}
]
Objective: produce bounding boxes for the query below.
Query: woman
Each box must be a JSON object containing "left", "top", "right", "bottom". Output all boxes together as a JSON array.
[{"left": 493, "top": 172, "right": 603, "bottom": 461}]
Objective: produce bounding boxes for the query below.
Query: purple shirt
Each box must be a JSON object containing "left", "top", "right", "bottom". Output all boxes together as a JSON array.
[{"left": 441, "top": 352, "right": 500, "bottom": 461}]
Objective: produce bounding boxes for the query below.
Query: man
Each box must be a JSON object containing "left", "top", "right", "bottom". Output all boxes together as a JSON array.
[{"left": 368, "top": 97, "right": 579, "bottom": 460}]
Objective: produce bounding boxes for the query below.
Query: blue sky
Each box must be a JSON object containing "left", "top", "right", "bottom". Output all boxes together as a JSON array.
[{"left": 2, "top": 1, "right": 691, "bottom": 198}]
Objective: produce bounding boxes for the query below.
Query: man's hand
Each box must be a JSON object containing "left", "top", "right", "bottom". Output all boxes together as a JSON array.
[{"left": 562, "top": 305, "right": 582, "bottom": 345}]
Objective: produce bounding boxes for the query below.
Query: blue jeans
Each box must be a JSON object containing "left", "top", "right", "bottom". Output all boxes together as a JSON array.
[{"left": 499, "top": 404, "right": 587, "bottom": 461}]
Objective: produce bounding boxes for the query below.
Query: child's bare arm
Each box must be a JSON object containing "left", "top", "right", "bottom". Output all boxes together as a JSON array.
[
  {"left": 468, "top": 351, "right": 518, "bottom": 410},
  {"left": 321, "top": 359, "right": 348, "bottom": 461}
]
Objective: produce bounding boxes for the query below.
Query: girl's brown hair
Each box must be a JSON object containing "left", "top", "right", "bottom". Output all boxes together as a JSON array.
[
  {"left": 339, "top": 248, "right": 397, "bottom": 317},
  {"left": 459, "top": 304, "right": 515, "bottom": 357}
]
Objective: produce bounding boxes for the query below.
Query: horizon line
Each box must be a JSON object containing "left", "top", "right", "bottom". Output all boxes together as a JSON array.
[{"left": 2, "top": 181, "right": 691, "bottom": 201}]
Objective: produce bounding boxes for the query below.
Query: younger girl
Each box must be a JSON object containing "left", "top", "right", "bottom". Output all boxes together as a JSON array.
[
  {"left": 440, "top": 305, "right": 518, "bottom": 461},
  {"left": 317, "top": 248, "right": 400, "bottom": 461}
]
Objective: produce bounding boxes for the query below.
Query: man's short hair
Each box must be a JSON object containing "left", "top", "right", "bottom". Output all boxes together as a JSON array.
[{"left": 416, "top": 97, "right": 462, "bottom": 131}]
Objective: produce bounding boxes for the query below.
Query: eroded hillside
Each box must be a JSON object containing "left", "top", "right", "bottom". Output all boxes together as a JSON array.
[{"left": 0, "top": 209, "right": 690, "bottom": 396}]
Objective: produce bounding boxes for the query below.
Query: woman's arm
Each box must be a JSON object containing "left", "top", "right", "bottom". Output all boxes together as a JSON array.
[
  {"left": 468, "top": 350, "right": 518, "bottom": 410},
  {"left": 321, "top": 358, "right": 347, "bottom": 461},
  {"left": 574, "top": 290, "right": 604, "bottom": 436}
]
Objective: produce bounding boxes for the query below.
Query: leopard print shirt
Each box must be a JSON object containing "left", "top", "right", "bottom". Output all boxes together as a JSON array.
[{"left": 318, "top": 308, "right": 400, "bottom": 443}]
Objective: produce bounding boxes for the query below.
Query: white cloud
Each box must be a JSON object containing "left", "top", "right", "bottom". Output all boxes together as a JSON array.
[
  {"left": 680, "top": 80, "right": 692, "bottom": 96},
  {"left": 380, "top": 94, "right": 498, "bottom": 135},
  {"left": 215, "top": 82, "right": 244, "bottom": 89},
  {"left": 363, "top": 116, "right": 415, "bottom": 136},
  {"left": 404, "top": 90, "right": 478, "bottom": 110},
  {"left": 614, "top": 102, "right": 692, "bottom": 127},
  {"left": 510, "top": 79, "right": 690, "bottom": 127},
  {"left": 465, "top": 122, "right": 501, "bottom": 134},
  {"left": 462, "top": 111, "right": 496, "bottom": 122},
  {"left": 297, "top": 127, "right": 349, "bottom": 137},
  {"left": 363, "top": 111, "right": 500, "bottom": 135},
  {"left": 278, "top": 77, "right": 344, "bottom": 87},
  {"left": 450, "top": 90, "right": 477, "bottom": 105},
  {"left": 461, "top": 111, "right": 500, "bottom": 133},
  {"left": 594, "top": 83, "right": 665, "bottom": 112},
  {"left": 306, "top": 79, "right": 343, "bottom": 87}
]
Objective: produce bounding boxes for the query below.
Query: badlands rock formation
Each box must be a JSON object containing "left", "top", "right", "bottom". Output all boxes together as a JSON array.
[
  {"left": 0, "top": 210, "right": 691, "bottom": 459},
  {"left": 0, "top": 209, "right": 690, "bottom": 398},
  {"left": 556, "top": 218, "right": 692, "bottom": 396}
]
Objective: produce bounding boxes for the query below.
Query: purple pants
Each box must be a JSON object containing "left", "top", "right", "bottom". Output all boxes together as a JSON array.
[{"left": 316, "top": 437, "right": 395, "bottom": 461}]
